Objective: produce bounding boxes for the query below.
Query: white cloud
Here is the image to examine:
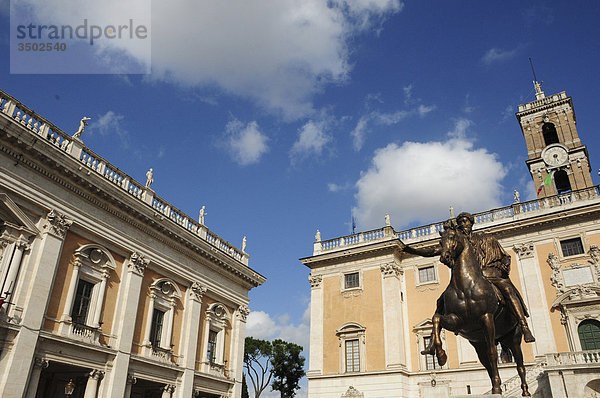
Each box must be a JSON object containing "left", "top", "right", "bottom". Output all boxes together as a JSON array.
[
  {"left": 481, "top": 47, "right": 519, "bottom": 65},
  {"left": 88, "top": 111, "right": 129, "bottom": 146},
  {"left": 18, "top": 0, "right": 403, "bottom": 119},
  {"left": 328, "top": 182, "right": 352, "bottom": 192},
  {"left": 351, "top": 107, "right": 435, "bottom": 151},
  {"left": 290, "top": 120, "right": 332, "bottom": 164},
  {"left": 351, "top": 115, "right": 370, "bottom": 151},
  {"left": 224, "top": 120, "right": 269, "bottom": 166},
  {"left": 246, "top": 308, "right": 310, "bottom": 351},
  {"left": 417, "top": 104, "right": 435, "bottom": 117},
  {"left": 353, "top": 119, "right": 507, "bottom": 229}
]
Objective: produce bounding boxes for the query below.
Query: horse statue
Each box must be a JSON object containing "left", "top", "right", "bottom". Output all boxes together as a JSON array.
[{"left": 430, "top": 224, "right": 530, "bottom": 396}]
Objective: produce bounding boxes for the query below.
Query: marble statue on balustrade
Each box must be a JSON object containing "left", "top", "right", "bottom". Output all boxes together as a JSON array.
[
  {"left": 145, "top": 168, "right": 154, "bottom": 188},
  {"left": 385, "top": 214, "right": 391, "bottom": 227},
  {"left": 514, "top": 189, "right": 521, "bottom": 203},
  {"left": 73, "top": 116, "right": 91, "bottom": 139},
  {"left": 242, "top": 236, "right": 247, "bottom": 252},
  {"left": 199, "top": 206, "right": 207, "bottom": 225},
  {"left": 399, "top": 211, "right": 535, "bottom": 396},
  {"left": 315, "top": 229, "right": 321, "bottom": 242}
]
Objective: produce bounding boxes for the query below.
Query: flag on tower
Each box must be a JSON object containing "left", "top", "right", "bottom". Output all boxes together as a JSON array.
[{"left": 537, "top": 172, "right": 553, "bottom": 195}]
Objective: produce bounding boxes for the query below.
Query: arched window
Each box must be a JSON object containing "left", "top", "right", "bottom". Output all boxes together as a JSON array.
[
  {"left": 578, "top": 320, "right": 600, "bottom": 350},
  {"left": 542, "top": 123, "right": 559, "bottom": 146},
  {"left": 554, "top": 170, "right": 571, "bottom": 194}
]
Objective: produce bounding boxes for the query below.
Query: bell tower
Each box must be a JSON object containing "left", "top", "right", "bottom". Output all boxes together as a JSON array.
[{"left": 516, "top": 81, "right": 593, "bottom": 198}]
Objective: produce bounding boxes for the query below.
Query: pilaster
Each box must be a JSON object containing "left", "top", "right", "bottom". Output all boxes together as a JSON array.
[
  {"left": 380, "top": 263, "right": 406, "bottom": 369},
  {"left": 0, "top": 209, "right": 71, "bottom": 398},
  {"left": 513, "top": 242, "right": 557, "bottom": 356},
  {"left": 307, "top": 273, "right": 323, "bottom": 375},
  {"left": 103, "top": 251, "right": 148, "bottom": 398},
  {"left": 178, "top": 282, "right": 206, "bottom": 398},
  {"left": 230, "top": 304, "right": 249, "bottom": 398}
]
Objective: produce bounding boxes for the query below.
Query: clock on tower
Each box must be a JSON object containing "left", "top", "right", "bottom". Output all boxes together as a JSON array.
[{"left": 516, "top": 81, "right": 593, "bottom": 198}]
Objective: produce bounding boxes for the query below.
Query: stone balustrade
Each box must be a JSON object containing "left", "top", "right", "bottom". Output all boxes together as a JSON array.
[
  {"left": 545, "top": 350, "right": 600, "bottom": 366},
  {"left": 517, "top": 91, "right": 568, "bottom": 112},
  {"left": 0, "top": 88, "right": 248, "bottom": 266},
  {"left": 315, "top": 185, "right": 600, "bottom": 255},
  {"left": 0, "top": 91, "right": 73, "bottom": 153}
]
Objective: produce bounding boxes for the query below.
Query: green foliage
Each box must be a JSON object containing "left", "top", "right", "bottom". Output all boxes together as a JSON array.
[
  {"left": 270, "top": 339, "right": 306, "bottom": 398},
  {"left": 243, "top": 337, "right": 306, "bottom": 398}
]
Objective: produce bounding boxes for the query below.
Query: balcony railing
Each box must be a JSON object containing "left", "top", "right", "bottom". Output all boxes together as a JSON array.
[
  {"left": 0, "top": 89, "right": 248, "bottom": 266},
  {"left": 71, "top": 322, "right": 100, "bottom": 343},
  {"left": 546, "top": 350, "right": 600, "bottom": 366},
  {"left": 314, "top": 185, "right": 600, "bottom": 255}
]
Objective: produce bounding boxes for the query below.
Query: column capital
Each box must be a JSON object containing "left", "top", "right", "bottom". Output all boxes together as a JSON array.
[
  {"left": 308, "top": 274, "right": 322, "bottom": 289},
  {"left": 14, "top": 237, "right": 31, "bottom": 252},
  {"left": 189, "top": 282, "right": 207, "bottom": 302},
  {"left": 163, "top": 384, "right": 176, "bottom": 393},
  {"left": 236, "top": 304, "right": 250, "bottom": 322},
  {"left": 126, "top": 374, "right": 138, "bottom": 385},
  {"left": 88, "top": 369, "right": 105, "bottom": 380},
  {"left": 44, "top": 209, "right": 72, "bottom": 238},
  {"left": 513, "top": 242, "right": 535, "bottom": 260},
  {"left": 33, "top": 357, "right": 49, "bottom": 369},
  {"left": 128, "top": 251, "right": 149, "bottom": 276},
  {"left": 380, "top": 263, "right": 402, "bottom": 278}
]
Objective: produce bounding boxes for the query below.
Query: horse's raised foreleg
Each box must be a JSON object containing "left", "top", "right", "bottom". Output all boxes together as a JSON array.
[
  {"left": 426, "top": 312, "right": 460, "bottom": 367},
  {"left": 500, "top": 329, "right": 530, "bottom": 397}
]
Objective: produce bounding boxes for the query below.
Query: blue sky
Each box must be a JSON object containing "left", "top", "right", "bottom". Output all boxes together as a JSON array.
[{"left": 2, "top": 1, "right": 600, "bottom": 396}]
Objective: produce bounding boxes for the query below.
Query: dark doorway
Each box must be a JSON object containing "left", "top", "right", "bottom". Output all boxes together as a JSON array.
[
  {"left": 542, "top": 123, "right": 559, "bottom": 145},
  {"left": 130, "top": 378, "right": 165, "bottom": 398},
  {"left": 37, "top": 362, "right": 90, "bottom": 398}
]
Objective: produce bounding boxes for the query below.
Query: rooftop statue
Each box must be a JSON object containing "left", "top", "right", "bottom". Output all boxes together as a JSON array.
[
  {"left": 73, "top": 116, "right": 91, "bottom": 139},
  {"left": 399, "top": 212, "right": 534, "bottom": 396}
]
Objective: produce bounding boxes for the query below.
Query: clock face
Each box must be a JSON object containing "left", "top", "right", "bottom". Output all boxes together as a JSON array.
[{"left": 542, "top": 145, "right": 568, "bottom": 167}]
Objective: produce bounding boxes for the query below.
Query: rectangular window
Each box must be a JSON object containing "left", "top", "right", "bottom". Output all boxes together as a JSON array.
[
  {"left": 423, "top": 336, "right": 441, "bottom": 370},
  {"left": 345, "top": 339, "right": 360, "bottom": 372},
  {"left": 344, "top": 272, "right": 359, "bottom": 289},
  {"left": 207, "top": 330, "right": 218, "bottom": 364},
  {"left": 149, "top": 309, "right": 165, "bottom": 348},
  {"left": 561, "top": 238, "right": 584, "bottom": 257},
  {"left": 71, "top": 279, "right": 94, "bottom": 324},
  {"left": 419, "top": 266, "right": 436, "bottom": 284}
]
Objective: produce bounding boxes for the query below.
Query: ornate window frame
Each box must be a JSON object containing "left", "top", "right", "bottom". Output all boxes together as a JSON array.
[
  {"left": 59, "top": 244, "right": 116, "bottom": 343},
  {"left": 142, "top": 278, "right": 182, "bottom": 361},
  {"left": 336, "top": 322, "right": 366, "bottom": 373},
  {"left": 201, "top": 302, "right": 231, "bottom": 374},
  {"left": 555, "top": 234, "right": 588, "bottom": 260},
  {"left": 548, "top": 246, "right": 600, "bottom": 351},
  {"left": 340, "top": 270, "right": 363, "bottom": 294},
  {"left": 415, "top": 263, "right": 439, "bottom": 287}
]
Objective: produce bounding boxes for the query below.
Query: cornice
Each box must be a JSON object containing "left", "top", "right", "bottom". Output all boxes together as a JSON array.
[
  {"left": 0, "top": 114, "right": 265, "bottom": 288},
  {"left": 301, "top": 239, "right": 401, "bottom": 269}
]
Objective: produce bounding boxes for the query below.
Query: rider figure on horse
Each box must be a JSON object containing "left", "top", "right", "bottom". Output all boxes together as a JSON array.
[{"left": 400, "top": 211, "right": 535, "bottom": 362}]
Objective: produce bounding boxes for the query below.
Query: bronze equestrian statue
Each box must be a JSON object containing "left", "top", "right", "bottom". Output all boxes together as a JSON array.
[{"left": 400, "top": 212, "right": 534, "bottom": 396}]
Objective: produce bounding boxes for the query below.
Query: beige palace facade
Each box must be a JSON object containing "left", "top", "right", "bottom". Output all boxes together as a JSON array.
[
  {"left": 301, "top": 85, "right": 600, "bottom": 397},
  {"left": 0, "top": 88, "right": 265, "bottom": 398}
]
